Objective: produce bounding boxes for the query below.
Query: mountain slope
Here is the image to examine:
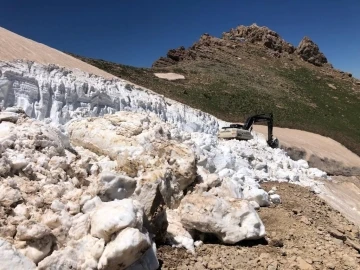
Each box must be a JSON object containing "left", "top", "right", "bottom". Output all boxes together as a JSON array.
[
  {"left": 0, "top": 27, "right": 114, "bottom": 79},
  {"left": 69, "top": 24, "right": 360, "bottom": 156}
]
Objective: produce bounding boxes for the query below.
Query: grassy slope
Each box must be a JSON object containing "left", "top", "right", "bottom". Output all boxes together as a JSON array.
[{"left": 69, "top": 48, "right": 360, "bottom": 156}]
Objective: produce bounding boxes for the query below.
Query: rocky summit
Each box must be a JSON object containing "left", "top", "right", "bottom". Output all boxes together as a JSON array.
[{"left": 153, "top": 23, "right": 328, "bottom": 67}]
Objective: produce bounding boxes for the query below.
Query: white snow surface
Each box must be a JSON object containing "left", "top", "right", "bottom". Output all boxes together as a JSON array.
[{"left": 0, "top": 60, "right": 219, "bottom": 134}]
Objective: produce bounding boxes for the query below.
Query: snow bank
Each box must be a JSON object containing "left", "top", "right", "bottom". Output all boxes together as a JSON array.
[
  {"left": 0, "top": 60, "right": 218, "bottom": 134},
  {"left": 0, "top": 60, "right": 329, "bottom": 267}
]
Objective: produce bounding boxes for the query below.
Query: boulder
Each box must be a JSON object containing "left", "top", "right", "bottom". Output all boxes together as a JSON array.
[
  {"left": 179, "top": 193, "right": 265, "bottom": 244},
  {"left": 0, "top": 239, "right": 36, "bottom": 270}
]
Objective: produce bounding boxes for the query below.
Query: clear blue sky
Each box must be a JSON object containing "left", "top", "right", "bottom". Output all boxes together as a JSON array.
[{"left": 1, "top": 0, "right": 359, "bottom": 77}]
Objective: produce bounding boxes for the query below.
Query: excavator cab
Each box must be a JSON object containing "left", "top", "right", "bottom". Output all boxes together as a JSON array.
[{"left": 218, "top": 113, "right": 279, "bottom": 148}]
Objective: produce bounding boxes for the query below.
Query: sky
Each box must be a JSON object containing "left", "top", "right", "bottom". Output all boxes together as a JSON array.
[{"left": 1, "top": 0, "right": 359, "bottom": 77}]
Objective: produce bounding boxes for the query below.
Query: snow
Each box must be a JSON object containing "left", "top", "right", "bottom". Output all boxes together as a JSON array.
[
  {"left": 0, "top": 60, "right": 331, "bottom": 267},
  {"left": 154, "top": 72, "right": 185, "bottom": 80},
  {"left": 0, "top": 60, "right": 218, "bottom": 134}
]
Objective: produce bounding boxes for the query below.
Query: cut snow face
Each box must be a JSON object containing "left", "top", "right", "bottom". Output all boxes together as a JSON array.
[
  {"left": 0, "top": 61, "right": 218, "bottom": 134},
  {"left": 153, "top": 73, "right": 185, "bottom": 81}
]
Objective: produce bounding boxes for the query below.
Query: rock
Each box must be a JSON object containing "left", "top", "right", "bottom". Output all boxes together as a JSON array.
[
  {"left": 269, "top": 238, "right": 284, "bottom": 247},
  {"left": 90, "top": 199, "right": 143, "bottom": 242},
  {"left": 179, "top": 193, "right": 265, "bottom": 244},
  {"left": 0, "top": 239, "right": 36, "bottom": 270},
  {"left": 207, "top": 260, "right": 223, "bottom": 269},
  {"left": 97, "top": 172, "right": 137, "bottom": 201},
  {"left": 267, "top": 261, "right": 279, "bottom": 270},
  {"left": 328, "top": 228, "right": 346, "bottom": 241},
  {"left": 222, "top": 23, "right": 295, "bottom": 54},
  {"left": 16, "top": 220, "right": 52, "bottom": 241},
  {"left": 296, "top": 256, "right": 314, "bottom": 269},
  {"left": 296, "top": 37, "right": 327, "bottom": 66},
  {"left": 345, "top": 239, "right": 360, "bottom": 252},
  {"left": 98, "top": 227, "right": 154, "bottom": 270},
  {"left": 300, "top": 216, "right": 312, "bottom": 226}
]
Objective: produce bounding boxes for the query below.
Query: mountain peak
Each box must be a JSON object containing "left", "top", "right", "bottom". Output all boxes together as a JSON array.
[{"left": 152, "top": 24, "right": 328, "bottom": 68}]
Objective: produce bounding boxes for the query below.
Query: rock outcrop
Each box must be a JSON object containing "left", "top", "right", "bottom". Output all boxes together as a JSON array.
[
  {"left": 223, "top": 23, "right": 295, "bottom": 54},
  {"left": 296, "top": 36, "right": 328, "bottom": 66},
  {"left": 153, "top": 23, "right": 328, "bottom": 67}
]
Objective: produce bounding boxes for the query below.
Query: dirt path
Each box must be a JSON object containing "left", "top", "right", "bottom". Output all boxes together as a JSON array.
[
  {"left": 0, "top": 27, "right": 114, "bottom": 79},
  {"left": 254, "top": 125, "right": 360, "bottom": 175},
  {"left": 158, "top": 183, "right": 360, "bottom": 270},
  {"left": 317, "top": 176, "right": 360, "bottom": 226}
]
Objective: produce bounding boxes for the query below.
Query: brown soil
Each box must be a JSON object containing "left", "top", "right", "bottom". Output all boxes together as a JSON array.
[
  {"left": 158, "top": 182, "right": 360, "bottom": 270},
  {"left": 0, "top": 27, "right": 115, "bottom": 79}
]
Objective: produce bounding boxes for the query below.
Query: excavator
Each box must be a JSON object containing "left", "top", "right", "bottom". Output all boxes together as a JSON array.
[{"left": 218, "top": 113, "right": 279, "bottom": 148}]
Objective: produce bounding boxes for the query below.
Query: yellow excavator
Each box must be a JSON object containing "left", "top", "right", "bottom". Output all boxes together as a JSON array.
[{"left": 218, "top": 113, "right": 279, "bottom": 148}]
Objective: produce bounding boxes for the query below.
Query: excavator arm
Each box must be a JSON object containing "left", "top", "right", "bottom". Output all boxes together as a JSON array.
[{"left": 243, "top": 113, "right": 278, "bottom": 148}]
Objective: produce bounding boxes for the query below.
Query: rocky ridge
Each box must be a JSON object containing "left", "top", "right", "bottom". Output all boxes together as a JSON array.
[{"left": 153, "top": 23, "right": 328, "bottom": 68}]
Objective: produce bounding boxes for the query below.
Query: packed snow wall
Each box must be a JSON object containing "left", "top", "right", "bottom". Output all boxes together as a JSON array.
[{"left": 0, "top": 60, "right": 220, "bottom": 134}]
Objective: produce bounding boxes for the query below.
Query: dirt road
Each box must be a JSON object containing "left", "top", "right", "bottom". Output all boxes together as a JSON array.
[{"left": 254, "top": 125, "right": 360, "bottom": 176}]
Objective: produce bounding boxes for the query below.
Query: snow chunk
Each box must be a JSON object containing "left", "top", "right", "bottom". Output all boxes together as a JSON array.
[
  {"left": 98, "top": 227, "right": 155, "bottom": 270},
  {"left": 179, "top": 193, "right": 265, "bottom": 244},
  {"left": 0, "top": 239, "right": 36, "bottom": 270},
  {"left": 90, "top": 199, "right": 143, "bottom": 242}
]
